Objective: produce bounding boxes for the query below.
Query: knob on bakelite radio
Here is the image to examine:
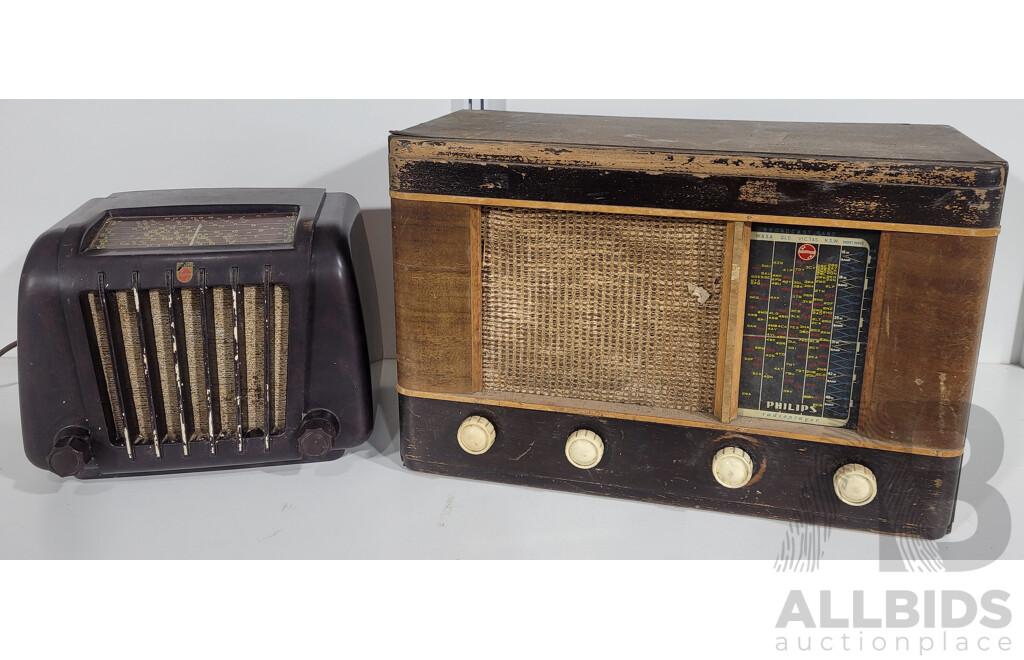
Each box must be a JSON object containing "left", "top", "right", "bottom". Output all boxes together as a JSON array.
[
  {"left": 565, "top": 429, "right": 604, "bottom": 469},
  {"left": 457, "top": 416, "right": 496, "bottom": 455},
  {"left": 46, "top": 428, "right": 94, "bottom": 477}
]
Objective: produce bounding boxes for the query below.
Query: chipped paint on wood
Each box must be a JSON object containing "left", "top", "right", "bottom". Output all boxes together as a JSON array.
[
  {"left": 392, "top": 158, "right": 1003, "bottom": 228},
  {"left": 390, "top": 138, "right": 1005, "bottom": 188},
  {"left": 738, "top": 180, "right": 780, "bottom": 205}
]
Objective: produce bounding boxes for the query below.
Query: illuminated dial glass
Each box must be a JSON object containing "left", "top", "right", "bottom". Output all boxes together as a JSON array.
[{"left": 86, "top": 212, "right": 298, "bottom": 250}]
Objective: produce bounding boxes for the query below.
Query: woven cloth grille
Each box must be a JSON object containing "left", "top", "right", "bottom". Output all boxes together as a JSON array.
[{"left": 481, "top": 207, "right": 727, "bottom": 412}]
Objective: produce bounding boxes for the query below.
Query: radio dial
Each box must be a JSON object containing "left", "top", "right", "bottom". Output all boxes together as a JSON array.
[
  {"left": 712, "top": 446, "right": 754, "bottom": 488},
  {"left": 565, "top": 429, "right": 604, "bottom": 469},
  {"left": 457, "top": 416, "right": 496, "bottom": 455},
  {"left": 833, "top": 463, "right": 877, "bottom": 506}
]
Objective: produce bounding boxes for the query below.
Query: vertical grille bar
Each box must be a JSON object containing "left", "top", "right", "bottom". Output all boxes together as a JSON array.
[
  {"left": 262, "top": 267, "right": 272, "bottom": 451},
  {"left": 212, "top": 285, "right": 235, "bottom": 443},
  {"left": 149, "top": 287, "right": 180, "bottom": 445},
  {"left": 163, "top": 273, "right": 190, "bottom": 456},
  {"left": 181, "top": 286, "right": 209, "bottom": 445},
  {"left": 116, "top": 291, "right": 150, "bottom": 450},
  {"left": 198, "top": 271, "right": 217, "bottom": 452},
  {"left": 243, "top": 280, "right": 267, "bottom": 444},
  {"left": 231, "top": 268, "right": 244, "bottom": 452},
  {"left": 131, "top": 274, "right": 162, "bottom": 458},
  {"left": 95, "top": 275, "right": 133, "bottom": 459}
]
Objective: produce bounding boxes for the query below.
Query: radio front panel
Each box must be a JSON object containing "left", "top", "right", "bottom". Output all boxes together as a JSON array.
[{"left": 390, "top": 110, "right": 1005, "bottom": 537}]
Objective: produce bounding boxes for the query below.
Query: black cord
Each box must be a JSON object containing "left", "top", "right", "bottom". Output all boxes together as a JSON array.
[{"left": 0, "top": 340, "right": 17, "bottom": 357}]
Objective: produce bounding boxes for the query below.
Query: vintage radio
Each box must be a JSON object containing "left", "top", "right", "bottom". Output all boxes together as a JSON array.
[
  {"left": 19, "top": 188, "right": 379, "bottom": 478},
  {"left": 390, "top": 110, "right": 1005, "bottom": 538}
]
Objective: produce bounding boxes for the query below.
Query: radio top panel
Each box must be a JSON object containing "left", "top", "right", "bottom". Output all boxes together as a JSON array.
[{"left": 390, "top": 110, "right": 1006, "bottom": 231}]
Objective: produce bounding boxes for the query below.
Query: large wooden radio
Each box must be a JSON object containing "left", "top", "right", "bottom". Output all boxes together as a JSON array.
[
  {"left": 19, "top": 188, "right": 379, "bottom": 478},
  {"left": 390, "top": 110, "right": 1005, "bottom": 538}
]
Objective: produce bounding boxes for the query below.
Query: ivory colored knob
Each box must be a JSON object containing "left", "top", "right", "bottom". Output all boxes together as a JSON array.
[
  {"left": 565, "top": 429, "right": 604, "bottom": 469},
  {"left": 456, "top": 416, "right": 496, "bottom": 455},
  {"left": 712, "top": 446, "right": 754, "bottom": 488},
  {"left": 833, "top": 463, "right": 877, "bottom": 506}
]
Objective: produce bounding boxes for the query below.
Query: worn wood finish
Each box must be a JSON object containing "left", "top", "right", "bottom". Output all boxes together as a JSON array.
[
  {"left": 392, "top": 198, "right": 474, "bottom": 393},
  {"left": 391, "top": 137, "right": 1004, "bottom": 188},
  {"left": 391, "top": 159, "right": 1002, "bottom": 229},
  {"left": 858, "top": 233, "right": 998, "bottom": 453},
  {"left": 400, "top": 394, "right": 962, "bottom": 538},
  {"left": 714, "top": 222, "right": 750, "bottom": 423},
  {"left": 856, "top": 232, "right": 893, "bottom": 442},
  {"left": 470, "top": 205, "right": 483, "bottom": 392},
  {"left": 389, "top": 111, "right": 1006, "bottom": 538},
  {"left": 390, "top": 192, "right": 1001, "bottom": 238},
  {"left": 393, "top": 111, "right": 1005, "bottom": 170},
  {"left": 391, "top": 113, "right": 1007, "bottom": 229},
  {"left": 713, "top": 222, "right": 737, "bottom": 421}
]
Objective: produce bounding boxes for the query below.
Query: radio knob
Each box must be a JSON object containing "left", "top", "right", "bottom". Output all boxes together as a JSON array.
[
  {"left": 297, "top": 411, "right": 339, "bottom": 459},
  {"left": 46, "top": 432, "right": 94, "bottom": 477},
  {"left": 565, "top": 429, "right": 604, "bottom": 469},
  {"left": 712, "top": 446, "right": 754, "bottom": 488},
  {"left": 457, "top": 416, "right": 496, "bottom": 455},
  {"left": 833, "top": 463, "right": 877, "bottom": 506}
]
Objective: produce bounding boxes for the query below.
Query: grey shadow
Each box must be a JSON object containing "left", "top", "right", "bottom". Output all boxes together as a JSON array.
[
  {"left": 302, "top": 149, "right": 396, "bottom": 361},
  {"left": 345, "top": 359, "right": 402, "bottom": 471},
  {"left": 368, "top": 360, "right": 400, "bottom": 461},
  {"left": 260, "top": 463, "right": 303, "bottom": 477},
  {"left": 0, "top": 251, "right": 25, "bottom": 349},
  {"left": 0, "top": 435, "right": 71, "bottom": 495},
  {"left": 1010, "top": 171, "right": 1024, "bottom": 364}
]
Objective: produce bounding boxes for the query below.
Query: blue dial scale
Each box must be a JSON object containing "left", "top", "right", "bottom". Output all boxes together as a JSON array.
[{"left": 737, "top": 225, "right": 878, "bottom": 428}]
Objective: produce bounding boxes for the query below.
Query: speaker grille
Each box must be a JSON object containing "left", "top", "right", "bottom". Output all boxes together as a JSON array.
[
  {"left": 481, "top": 207, "right": 726, "bottom": 412},
  {"left": 84, "top": 278, "right": 289, "bottom": 451}
]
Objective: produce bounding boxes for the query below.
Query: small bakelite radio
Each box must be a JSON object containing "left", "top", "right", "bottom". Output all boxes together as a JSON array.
[
  {"left": 19, "top": 188, "right": 379, "bottom": 478},
  {"left": 390, "top": 110, "right": 1006, "bottom": 538}
]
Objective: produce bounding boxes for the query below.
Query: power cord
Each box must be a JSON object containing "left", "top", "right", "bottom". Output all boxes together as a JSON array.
[{"left": 0, "top": 340, "right": 17, "bottom": 357}]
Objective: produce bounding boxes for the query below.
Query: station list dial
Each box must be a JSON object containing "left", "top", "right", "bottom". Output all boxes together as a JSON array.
[
  {"left": 87, "top": 212, "right": 298, "bottom": 251},
  {"left": 737, "top": 227, "right": 876, "bottom": 428}
]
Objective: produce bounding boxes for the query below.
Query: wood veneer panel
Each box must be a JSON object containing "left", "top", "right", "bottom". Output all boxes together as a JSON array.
[
  {"left": 714, "top": 222, "right": 750, "bottom": 422},
  {"left": 858, "top": 233, "right": 997, "bottom": 452},
  {"left": 392, "top": 198, "right": 474, "bottom": 393}
]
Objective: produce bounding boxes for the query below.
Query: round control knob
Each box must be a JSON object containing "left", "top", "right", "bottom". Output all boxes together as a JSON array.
[
  {"left": 457, "top": 416, "right": 496, "bottom": 455},
  {"left": 712, "top": 446, "right": 754, "bottom": 488},
  {"left": 46, "top": 433, "right": 94, "bottom": 477},
  {"left": 298, "top": 427, "right": 333, "bottom": 458},
  {"left": 565, "top": 429, "right": 604, "bottom": 469},
  {"left": 296, "top": 410, "right": 339, "bottom": 459},
  {"left": 833, "top": 463, "right": 877, "bottom": 506}
]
